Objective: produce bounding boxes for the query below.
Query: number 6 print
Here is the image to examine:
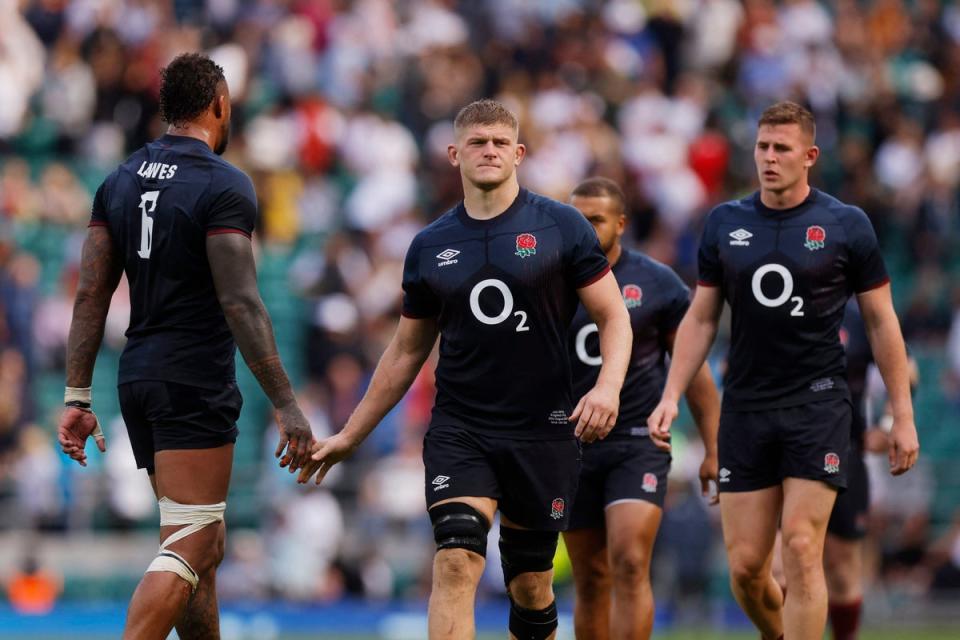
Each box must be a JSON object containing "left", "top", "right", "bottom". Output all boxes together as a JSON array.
[{"left": 137, "top": 190, "right": 160, "bottom": 259}]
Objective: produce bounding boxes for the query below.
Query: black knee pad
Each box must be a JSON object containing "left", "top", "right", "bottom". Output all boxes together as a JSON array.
[
  {"left": 499, "top": 527, "right": 558, "bottom": 587},
  {"left": 429, "top": 502, "right": 490, "bottom": 557},
  {"left": 509, "top": 598, "right": 558, "bottom": 640}
]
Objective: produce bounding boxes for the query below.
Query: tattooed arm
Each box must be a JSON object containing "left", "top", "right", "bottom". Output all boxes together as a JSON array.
[
  {"left": 206, "top": 232, "right": 313, "bottom": 470},
  {"left": 59, "top": 226, "right": 123, "bottom": 465}
]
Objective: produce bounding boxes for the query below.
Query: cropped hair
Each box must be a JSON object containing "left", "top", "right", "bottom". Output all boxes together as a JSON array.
[{"left": 159, "top": 53, "right": 226, "bottom": 127}]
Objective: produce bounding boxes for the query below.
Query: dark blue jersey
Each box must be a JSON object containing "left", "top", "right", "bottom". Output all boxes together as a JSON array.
[
  {"left": 90, "top": 134, "right": 257, "bottom": 389},
  {"left": 698, "top": 189, "right": 888, "bottom": 410},
  {"left": 402, "top": 188, "right": 610, "bottom": 438},
  {"left": 569, "top": 249, "right": 689, "bottom": 437},
  {"left": 840, "top": 299, "right": 872, "bottom": 444}
]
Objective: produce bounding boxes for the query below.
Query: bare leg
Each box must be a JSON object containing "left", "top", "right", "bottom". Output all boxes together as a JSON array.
[
  {"left": 564, "top": 527, "right": 610, "bottom": 640},
  {"left": 606, "top": 501, "right": 662, "bottom": 640},
  {"left": 824, "top": 533, "right": 864, "bottom": 640},
  {"left": 427, "top": 496, "right": 496, "bottom": 640},
  {"left": 122, "top": 445, "right": 233, "bottom": 640},
  {"left": 781, "top": 478, "right": 837, "bottom": 640},
  {"left": 720, "top": 486, "right": 784, "bottom": 640}
]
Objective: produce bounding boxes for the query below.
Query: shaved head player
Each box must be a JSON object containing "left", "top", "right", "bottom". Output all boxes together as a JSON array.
[{"left": 57, "top": 53, "right": 314, "bottom": 640}]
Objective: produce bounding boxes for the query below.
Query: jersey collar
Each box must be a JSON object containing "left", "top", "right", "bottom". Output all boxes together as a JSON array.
[
  {"left": 456, "top": 188, "right": 528, "bottom": 229},
  {"left": 752, "top": 188, "right": 819, "bottom": 219}
]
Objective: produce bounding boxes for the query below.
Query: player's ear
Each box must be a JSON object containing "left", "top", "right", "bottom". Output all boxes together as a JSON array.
[
  {"left": 447, "top": 144, "right": 459, "bottom": 167},
  {"left": 616, "top": 214, "right": 626, "bottom": 237},
  {"left": 805, "top": 144, "right": 820, "bottom": 168},
  {"left": 213, "top": 94, "right": 224, "bottom": 120},
  {"left": 514, "top": 143, "right": 526, "bottom": 165}
]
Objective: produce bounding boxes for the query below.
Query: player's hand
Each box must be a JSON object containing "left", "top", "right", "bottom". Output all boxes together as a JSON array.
[
  {"left": 647, "top": 398, "right": 678, "bottom": 452},
  {"left": 297, "top": 432, "right": 358, "bottom": 485},
  {"left": 699, "top": 451, "right": 719, "bottom": 505},
  {"left": 275, "top": 403, "right": 314, "bottom": 473},
  {"left": 57, "top": 407, "right": 106, "bottom": 467},
  {"left": 569, "top": 382, "right": 620, "bottom": 443},
  {"left": 888, "top": 417, "right": 919, "bottom": 476}
]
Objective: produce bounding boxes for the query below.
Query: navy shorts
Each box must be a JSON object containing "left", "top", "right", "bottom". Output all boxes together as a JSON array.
[
  {"left": 118, "top": 380, "right": 242, "bottom": 474},
  {"left": 827, "top": 445, "right": 869, "bottom": 539},
  {"left": 718, "top": 396, "right": 851, "bottom": 492},
  {"left": 568, "top": 436, "right": 670, "bottom": 530},
  {"left": 422, "top": 424, "right": 581, "bottom": 531}
]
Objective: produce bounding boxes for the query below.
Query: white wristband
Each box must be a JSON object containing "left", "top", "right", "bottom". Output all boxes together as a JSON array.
[{"left": 65, "top": 386, "right": 92, "bottom": 407}]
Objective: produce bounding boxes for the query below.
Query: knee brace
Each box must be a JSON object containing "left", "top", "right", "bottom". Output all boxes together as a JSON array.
[
  {"left": 498, "top": 527, "right": 558, "bottom": 587},
  {"left": 429, "top": 502, "right": 490, "bottom": 557},
  {"left": 146, "top": 497, "right": 226, "bottom": 592},
  {"left": 509, "top": 598, "right": 558, "bottom": 640}
]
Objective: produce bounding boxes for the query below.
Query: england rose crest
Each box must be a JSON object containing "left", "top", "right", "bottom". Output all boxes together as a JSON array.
[
  {"left": 804, "top": 225, "right": 826, "bottom": 251},
  {"left": 824, "top": 452, "right": 840, "bottom": 474},
  {"left": 623, "top": 284, "right": 643, "bottom": 309},
  {"left": 642, "top": 472, "right": 658, "bottom": 493},
  {"left": 550, "top": 498, "right": 565, "bottom": 520},
  {"left": 515, "top": 233, "right": 537, "bottom": 258}
]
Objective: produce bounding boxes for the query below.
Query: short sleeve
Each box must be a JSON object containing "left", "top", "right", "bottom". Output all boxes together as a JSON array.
[
  {"left": 89, "top": 181, "right": 109, "bottom": 227},
  {"left": 563, "top": 209, "right": 610, "bottom": 288},
  {"left": 401, "top": 235, "right": 441, "bottom": 319},
  {"left": 843, "top": 209, "right": 889, "bottom": 293},
  {"left": 657, "top": 268, "right": 691, "bottom": 334},
  {"left": 697, "top": 210, "right": 721, "bottom": 287},
  {"left": 206, "top": 172, "right": 258, "bottom": 238}
]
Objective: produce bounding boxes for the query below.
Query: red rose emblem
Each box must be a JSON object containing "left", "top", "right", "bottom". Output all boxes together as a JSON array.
[
  {"left": 804, "top": 225, "right": 826, "bottom": 250},
  {"left": 824, "top": 452, "right": 840, "bottom": 474},
  {"left": 622, "top": 284, "right": 643, "bottom": 308},
  {"left": 515, "top": 233, "right": 537, "bottom": 258}
]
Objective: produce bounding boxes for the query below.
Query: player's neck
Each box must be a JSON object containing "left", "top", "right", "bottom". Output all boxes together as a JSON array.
[
  {"left": 462, "top": 179, "right": 520, "bottom": 220},
  {"left": 166, "top": 123, "right": 216, "bottom": 152},
  {"left": 606, "top": 242, "right": 622, "bottom": 266},
  {"left": 759, "top": 182, "right": 811, "bottom": 210}
]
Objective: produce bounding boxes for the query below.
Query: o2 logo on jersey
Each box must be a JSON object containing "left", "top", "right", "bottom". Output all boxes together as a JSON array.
[
  {"left": 575, "top": 323, "right": 601, "bottom": 366},
  {"left": 137, "top": 190, "right": 160, "bottom": 259},
  {"left": 751, "top": 263, "right": 804, "bottom": 316},
  {"left": 622, "top": 284, "right": 643, "bottom": 309},
  {"left": 468, "top": 279, "right": 530, "bottom": 332},
  {"left": 804, "top": 226, "right": 826, "bottom": 251},
  {"left": 515, "top": 233, "right": 537, "bottom": 258}
]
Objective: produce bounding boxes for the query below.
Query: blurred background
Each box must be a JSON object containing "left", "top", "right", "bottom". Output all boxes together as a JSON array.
[{"left": 0, "top": 0, "right": 958, "bottom": 638}]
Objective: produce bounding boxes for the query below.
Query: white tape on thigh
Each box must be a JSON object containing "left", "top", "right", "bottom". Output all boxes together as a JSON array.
[{"left": 145, "top": 497, "right": 226, "bottom": 591}]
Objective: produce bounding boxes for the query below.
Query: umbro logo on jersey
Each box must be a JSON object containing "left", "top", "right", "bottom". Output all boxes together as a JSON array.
[
  {"left": 432, "top": 475, "right": 451, "bottom": 491},
  {"left": 719, "top": 468, "right": 732, "bottom": 483},
  {"left": 436, "top": 249, "right": 460, "bottom": 267},
  {"left": 729, "top": 228, "right": 753, "bottom": 246}
]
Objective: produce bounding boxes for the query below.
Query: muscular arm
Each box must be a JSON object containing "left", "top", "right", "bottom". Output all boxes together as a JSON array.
[
  {"left": 66, "top": 226, "right": 124, "bottom": 387},
  {"left": 206, "top": 233, "right": 294, "bottom": 409},
  {"left": 572, "top": 270, "right": 631, "bottom": 441},
  {"left": 665, "top": 331, "right": 720, "bottom": 457},
  {"left": 857, "top": 284, "right": 919, "bottom": 474},
  {"left": 339, "top": 316, "right": 439, "bottom": 446},
  {"left": 661, "top": 285, "right": 723, "bottom": 403}
]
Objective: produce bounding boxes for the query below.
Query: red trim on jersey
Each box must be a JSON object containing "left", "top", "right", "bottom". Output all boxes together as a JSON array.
[
  {"left": 856, "top": 276, "right": 891, "bottom": 294},
  {"left": 206, "top": 228, "right": 252, "bottom": 238},
  {"left": 576, "top": 263, "right": 612, "bottom": 289},
  {"left": 400, "top": 310, "right": 437, "bottom": 320},
  {"left": 88, "top": 220, "right": 109, "bottom": 227},
  {"left": 696, "top": 279, "right": 719, "bottom": 287}
]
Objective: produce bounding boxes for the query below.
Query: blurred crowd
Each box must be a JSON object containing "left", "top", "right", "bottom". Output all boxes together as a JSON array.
[{"left": 0, "top": 0, "right": 959, "bottom": 610}]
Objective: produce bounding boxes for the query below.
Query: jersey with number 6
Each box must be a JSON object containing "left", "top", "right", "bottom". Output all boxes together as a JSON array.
[
  {"left": 402, "top": 188, "right": 610, "bottom": 438},
  {"left": 89, "top": 134, "right": 257, "bottom": 389},
  {"left": 698, "top": 189, "right": 888, "bottom": 410}
]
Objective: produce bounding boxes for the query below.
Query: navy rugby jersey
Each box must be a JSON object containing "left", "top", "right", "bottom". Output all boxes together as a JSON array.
[
  {"left": 402, "top": 188, "right": 610, "bottom": 438},
  {"left": 698, "top": 189, "right": 889, "bottom": 410},
  {"left": 90, "top": 134, "right": 257, "bottom": 389},
  {"left": 569, "top": 249, "right": 689, "bottom": 437}
]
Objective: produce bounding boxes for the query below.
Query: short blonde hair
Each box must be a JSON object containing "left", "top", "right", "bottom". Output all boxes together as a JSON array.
[
  {"left": 454, "top": 99, "right": 519, "bottom": 135},
  {"left": 758, "top": 101, "right": 816, "bottom": 142}
]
